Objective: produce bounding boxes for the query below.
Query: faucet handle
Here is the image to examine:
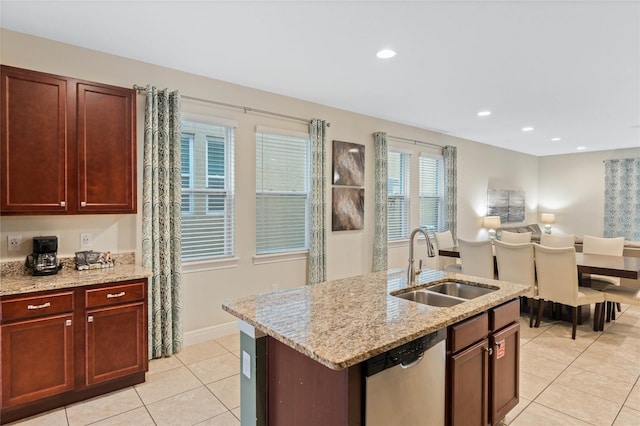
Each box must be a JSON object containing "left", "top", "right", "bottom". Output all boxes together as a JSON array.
[{"left": 415, "top": 259, "right": 423, "bottom": 277}]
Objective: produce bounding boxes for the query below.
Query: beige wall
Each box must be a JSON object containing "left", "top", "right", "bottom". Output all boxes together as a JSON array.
[
  {"left": 538, "top": 147, "right": 640, "bottom": 238},
  {"left": 0, "top": 29, "right": 568, "bottom": 339}
]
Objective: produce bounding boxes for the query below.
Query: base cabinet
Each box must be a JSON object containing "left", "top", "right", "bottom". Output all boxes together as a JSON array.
[
  {"left": 446, "top": 299, "right": 520, "bottom": 426},
  {"left": 0, "top": 279, "right": 148, "bottom": 424},
  {"left": 1, "top": 313, "right": 75, "bottom": 408}
]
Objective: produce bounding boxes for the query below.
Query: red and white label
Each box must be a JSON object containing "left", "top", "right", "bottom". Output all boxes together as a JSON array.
[{"left": 496, "top": 339, "right": 506, "bottom": 359}]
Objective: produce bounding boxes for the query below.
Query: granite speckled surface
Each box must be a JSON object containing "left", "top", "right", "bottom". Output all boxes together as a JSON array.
[
  {"left": 222, "top": 268, "right": 530, "bottom": 370},
  {"left": 1, "top": 252, "right": 151, "bottom": 296}
]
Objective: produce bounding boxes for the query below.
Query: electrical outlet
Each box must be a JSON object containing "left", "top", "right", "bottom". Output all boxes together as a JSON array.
[
  {"left": 80, "top": 233, "right": 92, "bottom": 248},
  {"left": 7, "top": 235, "right": 22, "bottom": 252}
]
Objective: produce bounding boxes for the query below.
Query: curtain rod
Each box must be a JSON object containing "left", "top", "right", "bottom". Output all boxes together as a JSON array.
[
  {"left": 387, "top": 134, "right": 444, "bottom": 150},
  {"left": 133, "top": 85, "right": 330, "bottom": 127}
]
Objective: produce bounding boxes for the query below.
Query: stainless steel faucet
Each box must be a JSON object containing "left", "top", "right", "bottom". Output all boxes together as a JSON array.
[{"left": 407, "top": 227, "right": 437, "bottom": 284}]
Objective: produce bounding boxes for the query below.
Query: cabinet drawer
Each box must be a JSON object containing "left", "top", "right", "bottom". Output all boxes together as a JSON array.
[
  {"left": 1, "top": 292, "right": 74, "bottom": 321},
  {"left": 448, "top": 312, "right": 488, "bottom": 353},
  {"left": 85, "top": 282, "right": 144, "bottom": 308},
  {"left": 490, "top": 299, "right": 520, "bottom": 332}
]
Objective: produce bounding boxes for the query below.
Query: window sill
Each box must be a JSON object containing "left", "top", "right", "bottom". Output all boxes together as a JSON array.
[
  {"left": 253, "top": 250, "right": 308, "bottom": 265},
  {"left": 182, "top": 256, "right": 240, "bottom": 274}
]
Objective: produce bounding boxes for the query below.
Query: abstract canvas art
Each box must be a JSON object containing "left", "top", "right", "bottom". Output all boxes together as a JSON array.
[
  {"left": 488, "top": 189, "right": 525, "bottom": 223},
  {"left": 332, "top": 140, "right": 365, "bottom": 186},
  {"left": 332, "top": 187, "right": 364, "bottom": 231}
]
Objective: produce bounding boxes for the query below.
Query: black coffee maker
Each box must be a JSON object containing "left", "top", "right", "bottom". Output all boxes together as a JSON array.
[{"left": 26, "top": 236, "right": 62, "bottom": 276}]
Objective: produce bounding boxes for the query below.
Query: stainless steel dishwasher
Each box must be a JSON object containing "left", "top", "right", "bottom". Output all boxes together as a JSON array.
[{"left": 365, "top": 329, "right": 446, "bottom": 426}]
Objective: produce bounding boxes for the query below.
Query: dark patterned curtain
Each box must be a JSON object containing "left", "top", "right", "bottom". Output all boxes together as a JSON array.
[
  {"left": 308, "top": 119, "right": 327, "bottom": 284},
  {"left": 372, "top": 132, "right": 388, "bottom": 272},
  {"left": 604, "top": 158, "right": 640, "bottom": 240},
  {"left": 443, "top": 146, "right": 457, "bottom": 240},
  {"left": 142, "top": 86, "right": 183, "bottom": 358}
]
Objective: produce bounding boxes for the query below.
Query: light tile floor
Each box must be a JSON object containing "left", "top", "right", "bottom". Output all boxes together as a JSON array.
[{"left": 9, "top": 305, "right": 640, "bottom": 425}]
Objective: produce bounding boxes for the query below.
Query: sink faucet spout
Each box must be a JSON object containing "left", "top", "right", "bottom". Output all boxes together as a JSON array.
[{"left": 407, "top": 227, "right": 437, "bottom": 284}]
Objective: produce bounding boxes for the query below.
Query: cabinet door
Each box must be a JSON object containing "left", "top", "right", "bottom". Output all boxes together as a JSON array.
[
  {"left": 85, "top": 302, "right": 146, "bottom": 386},
  {"left": 490, "top": 322, "right": 520, "bottom": 424},
  {"left": 1, "top": 66, "right": 68, "bottom": 213},
  {"left": 448, "top": 339, "right": 489, "bottom": 426},
  {"left": 1, "top": 314, "right": 74, "bottom": 408},
  {"left": 77, "top": 83, "right": 136, "bottom": 213}
]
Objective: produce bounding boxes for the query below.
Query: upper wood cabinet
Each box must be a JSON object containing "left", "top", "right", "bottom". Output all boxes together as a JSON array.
[{"left": 1, "top": 65, "right": 136, "bottom": 215}]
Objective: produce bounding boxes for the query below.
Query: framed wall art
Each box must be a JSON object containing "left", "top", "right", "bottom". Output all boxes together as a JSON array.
[
  {"left": 332, "top": 140, "right": 365, "bottom": 186},
  {"left": 332, "top": 187, "right": 364, "bottom": 231},
  {"left": 487, "top": 188, "right": 525, "bottom": 223}
]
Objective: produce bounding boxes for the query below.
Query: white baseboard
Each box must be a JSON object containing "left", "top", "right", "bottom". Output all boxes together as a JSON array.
[{"left": 183, "top": 321, "right": 238, "bottom": 347}]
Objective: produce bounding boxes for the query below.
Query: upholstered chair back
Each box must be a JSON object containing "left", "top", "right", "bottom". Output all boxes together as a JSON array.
[
  {"left": 501, "top": 231, "right": 532, "bottom": 243},
  {"left": 458, "top": 239, "right": 494, "bottom": 279},
  {"left": 582, "top": 235, "right": 624, "bottom": 256},
  {"left": 533, "top": 244, "right": 579, "bottom": 306},
  {"left": 540, "top": 233, "right": 575, "bottom": 248},
  {"left": 494, "top": 241, "right": 536, "bottom": 297}
]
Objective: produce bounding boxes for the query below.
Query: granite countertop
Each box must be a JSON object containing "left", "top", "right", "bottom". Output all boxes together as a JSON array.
[
  {"left": 1, "top": 253, "right": 152, "bottom": 296},
  {"left": 222, "top": 268, "right": 530, "bottom": 371}
]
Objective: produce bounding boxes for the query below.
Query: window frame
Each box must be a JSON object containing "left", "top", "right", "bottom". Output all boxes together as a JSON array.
[{"left": 418, "top": 152, "right": 445, "bottom": 236}]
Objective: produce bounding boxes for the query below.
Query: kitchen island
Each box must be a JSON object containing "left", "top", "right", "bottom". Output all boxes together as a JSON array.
[{"left": 222, "top": 268, "right": 530, "bottom": 425}]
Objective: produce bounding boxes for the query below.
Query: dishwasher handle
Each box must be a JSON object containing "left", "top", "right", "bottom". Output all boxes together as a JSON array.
[{"left": 400, "top": 353, "right": 424, "bottom": 369}]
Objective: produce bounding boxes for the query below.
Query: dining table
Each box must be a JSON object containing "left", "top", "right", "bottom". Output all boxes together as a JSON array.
[
  {"left": 437, "top": 246, "right": 640, "bottom": 280},
  {"left": 438, "top": 245, "right": 640, "bottom": 328}
]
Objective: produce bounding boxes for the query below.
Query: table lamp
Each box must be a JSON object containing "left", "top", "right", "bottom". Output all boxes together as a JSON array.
[
  {"left": 541, "top": 213, "right": 555, "bottom": 234},
  {"left": 483, "top": 216, "right": 501, "bottom": 240}
]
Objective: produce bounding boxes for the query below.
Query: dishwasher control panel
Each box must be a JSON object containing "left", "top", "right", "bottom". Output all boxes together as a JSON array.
[{"left": 365, "top": 328, "right": 445, "bottom": 376}]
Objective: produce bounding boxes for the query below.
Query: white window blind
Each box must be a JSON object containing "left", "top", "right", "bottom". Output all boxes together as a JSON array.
[
  {"left": 180, "top": 120, "right": 235, "bottom": 261},
  {"left": 256, "top": 129, "right": 310, "bottom": 254},
  {"left": 387, "top": 150, "right": 410, "bottom": 240},
  {"left": 419, "top": 154, "right": 444, "bottom": 234}
]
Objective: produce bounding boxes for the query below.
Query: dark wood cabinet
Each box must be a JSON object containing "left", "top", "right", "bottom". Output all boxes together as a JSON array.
[
  {"left": 447, "top": 299, "right": 520, "bottom": 426},
  {"left": 0, "top": 279, "right": 148, "bottom": 424},
  {"left": 1, "top": 313, "right": 74, "bottom": 408},
  {"left": 1, "top": 65, "right": 136, "bottom": 215},
  {"left": 85, "top": 281, "right": 147, "bottom": 386}
]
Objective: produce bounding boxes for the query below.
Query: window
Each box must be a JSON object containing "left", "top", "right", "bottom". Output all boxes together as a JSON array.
[
  {"left": 419, "top": 154, "right": 444, "bottom": 234},
  {"left": 387, "top": 150, "right": 410, "bottom": 240},
  {"left": 256, "top": 129, "right": 310, "bottom": 254},
  {"left": 180, "top": 120, "right": 235, "bottom": 261}
]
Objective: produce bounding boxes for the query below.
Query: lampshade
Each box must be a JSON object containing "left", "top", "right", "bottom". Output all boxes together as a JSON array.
[
  {"left": 541, "top": 213, "right": 556, "bottom": 224},
  {"left": 483, "top": 216, "right": 501, "bottom": 229}
]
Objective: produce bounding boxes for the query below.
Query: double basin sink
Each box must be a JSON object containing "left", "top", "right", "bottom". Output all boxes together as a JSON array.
[{"left": 392, "top": 281, "right": 498, "bottom": 307}]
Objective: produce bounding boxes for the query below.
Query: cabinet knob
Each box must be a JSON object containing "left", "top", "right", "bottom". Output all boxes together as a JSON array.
[
  {"left": 60, "top": 201, "right": 66, "bottom": 207},
  {"left": 484, "top": 346, "right": 493, "bottom": 356},
  {"left": 88, "top": 315, "right": 94, "bottom": 323},
  {"left": 66, "top": 319, "right": 72, "bottom": 326},
  {"left": 81, "top": 201, "right": 87, "bottom": 207}
]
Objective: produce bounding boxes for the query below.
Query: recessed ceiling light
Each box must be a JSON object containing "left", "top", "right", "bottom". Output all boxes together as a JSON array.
[
  {"left": 477, "top": 110, "right": 491, "bottom": 117},
  {"left": 522, "top": 127, "right": 534, "bottom": 132},
  {"left": 551, "top": 137, "right": 561, "bottom": 141},
  {"left": 577, "top": 146, "right": 586, "bottom": 151},
  {"left": 376, "top": 49, "right": 396, "bottom": 59}
]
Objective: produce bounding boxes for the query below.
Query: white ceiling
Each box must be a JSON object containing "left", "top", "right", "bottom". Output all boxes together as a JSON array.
[{"left": 2, "top": 0, "right": 639, "bottom": 156}]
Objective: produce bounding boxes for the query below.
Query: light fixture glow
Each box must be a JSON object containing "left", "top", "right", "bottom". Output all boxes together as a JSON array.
[
  {"left": 577, "top": 146, "right": 586, "bottom": 151},
  {"left": 376, "top": 49, "right": 396, "bottom": 59},
  {"left": 522, "top": 126, "right": 534, "bottom": 132},
  {"left": 551, "top": 137, "right": 561, "bottom": 141},
  {"left": 477, "top": 110, "right": 492, "bottom": 117}
]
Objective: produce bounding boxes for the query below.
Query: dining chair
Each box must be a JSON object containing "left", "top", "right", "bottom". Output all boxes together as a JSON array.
[
  {"left": 494, "top": 240, "right": 538, "bottom": 327},
  {"left": 457, "top": 238, "right": 495, "bottom": 279},
  {"left": 598, "top": 285, "right": 640, "bottom": 330},
  {"left": 501, "top": 231, "right": 532, "bottom": 244},
  {"left": 433, "top": 230, "right": 462, "bottom": 273},
  {"left": 533, "top": 244, "right": 604, "bottom": 339},
  {"left": 582, "top": 235, "right": 625, "bottom": 316},
  {"left": 540, "top": 233, "right": 575, "bottom": 248}
]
